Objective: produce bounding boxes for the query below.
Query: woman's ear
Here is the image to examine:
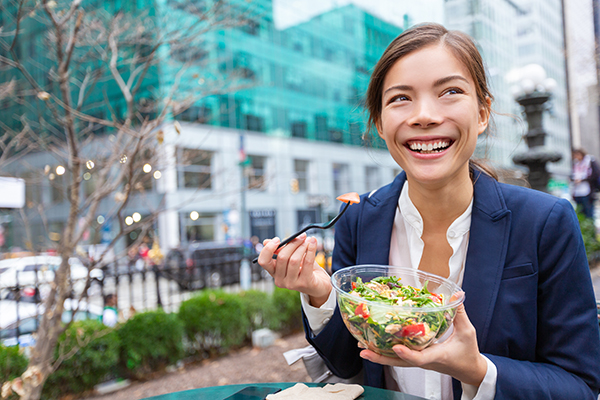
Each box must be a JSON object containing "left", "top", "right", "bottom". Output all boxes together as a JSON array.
[
  {"left": 375, "top": 120, "right": 385, "bottom": 140},
  {"left": 477, "top": 97, "right": 492, "bottom": 135}
]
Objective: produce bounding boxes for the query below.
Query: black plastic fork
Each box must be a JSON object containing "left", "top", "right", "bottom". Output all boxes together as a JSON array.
[{"left": 251, "top": 201, "right": 352, "bottom": 264}]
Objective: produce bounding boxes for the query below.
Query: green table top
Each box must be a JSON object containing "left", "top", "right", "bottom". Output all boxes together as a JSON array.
[{"left": 141, "top": 382, "right": 427, "bottom": 400}]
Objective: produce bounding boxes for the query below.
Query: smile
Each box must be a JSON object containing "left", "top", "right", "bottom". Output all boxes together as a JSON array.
[{"left": 406, "top": 140, "right": 453, "bottom": 154}]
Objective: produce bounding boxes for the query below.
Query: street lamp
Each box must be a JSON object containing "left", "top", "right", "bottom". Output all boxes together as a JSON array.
[{"left": 507, "top": 64, "right": 562, "bottom": 192}]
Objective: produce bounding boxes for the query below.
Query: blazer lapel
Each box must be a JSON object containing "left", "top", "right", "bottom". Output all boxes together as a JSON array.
[
  {"left": 463, "top": 171, "right": 512, "bottom": 350},
  {"left": 356, "top": 173, "right": 406, "bottom": 266}
]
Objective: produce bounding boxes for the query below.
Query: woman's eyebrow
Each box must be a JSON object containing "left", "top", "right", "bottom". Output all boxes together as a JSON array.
[
  {"left": 434, "top": 75, "right": 469, "bottom": 87},
  {"left": 383, "top": 85, "right": 412, "bottom": 95}
]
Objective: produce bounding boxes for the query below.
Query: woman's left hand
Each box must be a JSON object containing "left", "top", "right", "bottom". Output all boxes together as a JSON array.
[{"left": 358, "top": 301, "right": 488, "bottom": 387}]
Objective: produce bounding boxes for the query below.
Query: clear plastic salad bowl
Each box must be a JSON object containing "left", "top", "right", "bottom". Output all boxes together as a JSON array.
[{"left": 332, "top": 265, "right": 465, "bottom": 356}]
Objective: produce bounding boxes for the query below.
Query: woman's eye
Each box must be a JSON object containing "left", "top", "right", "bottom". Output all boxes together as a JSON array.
[
  {"left": 391, "top": 95, "right": 410, "bottom": 103},
  {"left": 442, "top": 87, "right": 464, "bottom": 96}
]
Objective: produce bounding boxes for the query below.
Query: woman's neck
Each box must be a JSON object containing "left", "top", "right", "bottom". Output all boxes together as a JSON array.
[{"left": 406, "top": 171, "right": 474, "bottom": 229}]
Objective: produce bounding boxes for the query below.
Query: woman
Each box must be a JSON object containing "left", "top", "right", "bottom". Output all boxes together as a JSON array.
[
  {"left": 257, "top": 23, "right": 600, "bottom": 399},
  {"left": 571, "top": 148, "right": 596, "bottom": 220}
]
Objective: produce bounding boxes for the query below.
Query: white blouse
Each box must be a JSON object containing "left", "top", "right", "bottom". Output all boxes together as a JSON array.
[{"left": 302, "top": 182, "right": 497, "bottom": 400}]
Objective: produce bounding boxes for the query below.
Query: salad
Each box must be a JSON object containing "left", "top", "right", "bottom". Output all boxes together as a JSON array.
[{"left": 338, "top": 275, "right": 455, "bottom": 354}]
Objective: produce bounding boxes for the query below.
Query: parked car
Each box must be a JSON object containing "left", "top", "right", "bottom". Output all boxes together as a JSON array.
[
  {"left": 162, "top": 242, "right": 265, "bottom": 290},
  {"left": 0, "top": 256, "right": 103, "bottom": 301},
  {"left": 0, "top": 299, "right": 103, "bottom": 347}
]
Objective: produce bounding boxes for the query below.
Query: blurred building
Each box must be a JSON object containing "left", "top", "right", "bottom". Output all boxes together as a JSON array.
[
  {"left": 514, "top": 0, "right": 571, "bottom": 183},
  {"left": 564, "top": 0, "right": 600, "bottom": 158},
  {"left": 445, "top": 0, "right": 572, "bottom": 189}
]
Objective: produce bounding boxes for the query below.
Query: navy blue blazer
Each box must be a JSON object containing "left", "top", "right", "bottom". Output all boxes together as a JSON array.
[{"left": 303, "top": 171, "right": 600, "bottom": 399}]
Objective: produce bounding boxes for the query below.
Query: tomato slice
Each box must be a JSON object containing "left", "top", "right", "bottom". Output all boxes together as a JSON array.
[
  {"left": 399, "top": 323, "right": 426, "bottom": 337},
  {"left": 336, "top": 192, "right": 360, "bottom": 205},
  {"left": 354, "top": 303, "right": 370, "bottom": 318},
  {"left": 351, "top": 282, "right": 357, "bottom": 290},
  {"left": 429, "top": 293, "right": 443, "bottom": 304}
]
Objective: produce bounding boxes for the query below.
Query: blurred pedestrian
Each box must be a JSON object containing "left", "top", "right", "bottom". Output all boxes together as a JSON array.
[
  {"left": 102, "top": 294, "right": 118, "bottom": 327},
  {"left": 571, "top": 148, "right": 598, "bottom": 220}
]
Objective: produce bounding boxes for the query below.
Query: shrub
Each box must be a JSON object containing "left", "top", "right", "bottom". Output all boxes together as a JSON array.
[
  {"left": 179, "top": 290, "right": 250, "bottom": 356},
  {"left": 42, "top": 320, "right": 119, "bottom": 399},
  {"left": 238, "top": 289, "right": 277, "bottom": 332},
  {"left": 577, "top": 212, "right": 600, "bottom": 265},
  {"left": 0, "top": 344, "right": 28, "bottom": 383},
  {"left": 270, "top": 287, "right": 302, "bottom": 334},
  {"left": 118, "top": 309, "right": 184, "bottom": 378}
]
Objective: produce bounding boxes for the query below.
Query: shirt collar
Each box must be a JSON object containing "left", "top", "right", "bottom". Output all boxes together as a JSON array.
[{"left": 398, "top": 181, "right": 473, "bottom": 239}]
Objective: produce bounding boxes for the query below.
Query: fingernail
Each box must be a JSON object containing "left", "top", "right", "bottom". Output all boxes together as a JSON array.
[
  {"left": 308, "top": 237, "right": 317, "bottom": 245},
  {"left": 273, "top": 237, "right": 280, "bottom": 243},
  {"left": 298, "top": 233, "right": 307, "bottom": 239}
]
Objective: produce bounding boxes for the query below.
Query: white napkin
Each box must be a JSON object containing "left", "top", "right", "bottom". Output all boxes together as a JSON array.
[
  {"left": 283, "top": 345, "right": 318, "bottom": 365},
  {"left": 266, "top": 383, "right": 364, "bottom": 400}
]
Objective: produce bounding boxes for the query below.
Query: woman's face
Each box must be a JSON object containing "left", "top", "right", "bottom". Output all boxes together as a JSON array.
[{"left": 377, "top": 44, "right": 489, "bottom": 189}]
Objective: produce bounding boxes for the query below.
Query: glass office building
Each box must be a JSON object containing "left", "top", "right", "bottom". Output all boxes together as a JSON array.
[{"left": 166, "top": 0, "right": 406, "bottom": 146}]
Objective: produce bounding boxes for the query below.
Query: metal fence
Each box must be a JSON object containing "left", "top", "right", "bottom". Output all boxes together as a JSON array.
[{"left": 0, "top": 247, "right": 274, "bottom": 347}]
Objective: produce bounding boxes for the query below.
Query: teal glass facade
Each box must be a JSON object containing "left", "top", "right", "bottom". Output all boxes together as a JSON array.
[
  {"left": 0, "top": 0, "right": 161, "bottom": 134},
  {"left": 163, "top": 0, "right": 404, "bottom": 146},
  {"left": 1, "top": 0, "right": 404, "bottom": 146}
]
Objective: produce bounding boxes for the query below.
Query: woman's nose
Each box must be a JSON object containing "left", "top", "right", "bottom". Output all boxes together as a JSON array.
[{"left": 407, "top": 98, "right": 442, "bottom": 127}]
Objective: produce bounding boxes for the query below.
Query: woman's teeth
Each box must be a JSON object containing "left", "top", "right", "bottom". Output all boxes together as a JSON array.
[{"left": 408, "top": 141, "right": 450, "bottom": 154}]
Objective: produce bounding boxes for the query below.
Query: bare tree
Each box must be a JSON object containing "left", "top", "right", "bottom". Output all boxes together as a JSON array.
[{"left": 0, "top": 0, "right": 255, "bottom": 398}]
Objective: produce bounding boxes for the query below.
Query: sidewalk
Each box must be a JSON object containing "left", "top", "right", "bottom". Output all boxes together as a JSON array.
[{"left": 82, "top": 332, "right": 311, "bottom": 400}]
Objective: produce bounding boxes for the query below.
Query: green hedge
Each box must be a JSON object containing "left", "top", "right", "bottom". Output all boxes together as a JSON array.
[
  {"left": 118, "top": 310, "right": 184, "bottom": 378},
  {"left": 271, "top": 287, "right": 302, "bottom": 334},
  {"left": 577, "top": 212, "right": 600, "bottom": 264},
  {"left": 0, "top": 344, "right": 28, "bottom": 384},
  {"left": 4, "top": 286, "right": 304, "bottom": 398},
  {"left": 238, "top": 289, "right": 278, "bottom": 332},
  {"left": 179, "top": 290, "right": 250, "bottom": 356},
  {"left": 42, "top": 320, "right": 120, "bottom": 399}
]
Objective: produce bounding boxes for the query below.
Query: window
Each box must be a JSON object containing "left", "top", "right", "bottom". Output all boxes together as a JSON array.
[
  {"left": 244, "top": 114, "right": 264, "bottom": 132},
  {"left": 365, "top": 166, "right": 380, "bottom": 191},
  {"left": 23, "top": 172, "right": 42, "bottom": 207},
  {"left": 329, "top": 128, "right": 343, "bottom": 143},
  {"left": 349, "top": 122, "right": 362, "bottom": 145},
  {"left": 291, "top": 121, "right": 307, "bottom": 138},
  {"left": 182, "top": 213, "right": 215, "bottom": 242},
  {"left": 50, "top": 172, "right": 66, "bottom": 204},
  {"left": 83, "top": 171, "right": 97, "bottom": 198},
  {"left": 332, "top": 163, "right": 349, "bottom": 196},
  {"left": 180, "top": 106, "right": 211, "bottom": 123},
  {"left": 179, "top": 149, "right": 213, "bottom": 189},
  {"left": 315, "top": 114, "right": 328, "bottom": 141},
  {"left": 294, "top": 159, "right": 309, "bottom": 192},
  {"left": 170, "top": 46, "right": 208, "bottom": 62},
  {"left": 248, "top": 155, "right": 266, "bottom": 190},
  {"left": 343, "top": 16, "right": 354, "bottom": 35},
  {"left": 244, "top": 19, "right": 260, "bottom": 36}
]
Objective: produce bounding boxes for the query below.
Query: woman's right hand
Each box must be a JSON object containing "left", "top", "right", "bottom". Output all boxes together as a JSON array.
[{"left": 257, "top": 233, "right": 332, "bottom": 308}]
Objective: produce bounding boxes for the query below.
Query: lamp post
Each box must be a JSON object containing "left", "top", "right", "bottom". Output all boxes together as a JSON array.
[{"left": 507, "top": 64, "right": 563, "bottom": 192}]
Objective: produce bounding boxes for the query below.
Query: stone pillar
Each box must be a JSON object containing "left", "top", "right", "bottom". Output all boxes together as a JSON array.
[{"left": 512, "top": 92, "right": 563, "bottom": 192}]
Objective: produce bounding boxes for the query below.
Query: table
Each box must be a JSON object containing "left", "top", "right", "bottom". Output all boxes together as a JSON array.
[{"left": 142, "top": 382, "right": 428, "bottom": 400}]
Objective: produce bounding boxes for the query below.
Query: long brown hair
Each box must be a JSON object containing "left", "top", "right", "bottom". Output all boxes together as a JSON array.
[{"left": 365, "top": 23, "right": 498, "bottom": 180}]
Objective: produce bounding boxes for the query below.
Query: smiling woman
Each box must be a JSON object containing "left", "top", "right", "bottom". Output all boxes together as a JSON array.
[
  {"left": 257, "top": 23, "right": 600, "bottom": 400},
  {"left": 376, "top": 44, "right": 488, "bottom": 193}
]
